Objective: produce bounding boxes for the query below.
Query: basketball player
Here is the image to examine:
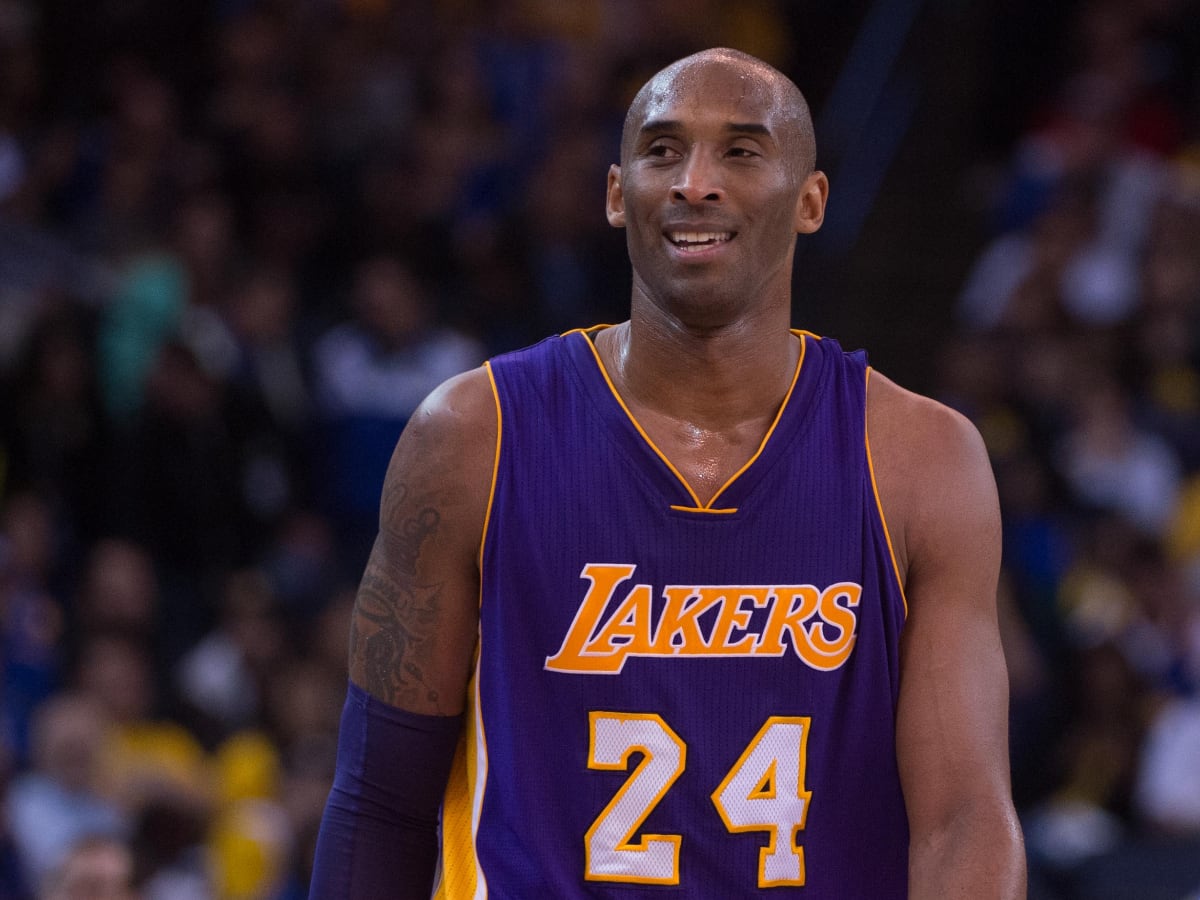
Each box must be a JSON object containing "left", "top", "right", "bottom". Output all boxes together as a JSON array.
[{"left": 311, "top": 48, "right": 1026, "bottom": 898}]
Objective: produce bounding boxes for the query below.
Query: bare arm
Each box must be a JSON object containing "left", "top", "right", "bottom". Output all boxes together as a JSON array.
[
  {"left": 869, "top": 372, "right": 1026, "bottom": 899},
  {"left": 349, "top": 366, "right": 497, "bottom": 714}
]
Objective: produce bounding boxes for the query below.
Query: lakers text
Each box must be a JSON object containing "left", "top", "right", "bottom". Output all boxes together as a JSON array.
[{"left": 545, "top": 563, "right": 861, "bottom": 675}]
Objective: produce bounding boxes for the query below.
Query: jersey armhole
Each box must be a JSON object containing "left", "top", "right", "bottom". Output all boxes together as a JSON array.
[
  {"left": 864, "top": 367, "right": 909, "bottom": 618},
  {"left": 478, "top": 361, "right": 503, "bottom": 581}
]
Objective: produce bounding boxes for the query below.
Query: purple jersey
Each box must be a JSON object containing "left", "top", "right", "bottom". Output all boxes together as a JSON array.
[{"left": 436, "top": 327, "right": 909, "bottom": 898}]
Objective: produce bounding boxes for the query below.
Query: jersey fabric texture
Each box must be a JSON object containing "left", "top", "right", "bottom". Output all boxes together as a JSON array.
[{"left": 436, "top": 327, "right": 909, "bottom": 898}]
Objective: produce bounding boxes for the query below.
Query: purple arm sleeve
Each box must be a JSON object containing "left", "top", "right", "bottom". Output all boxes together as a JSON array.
[{"left": 309, "top": 682, "right": 463, "bottom": 899}]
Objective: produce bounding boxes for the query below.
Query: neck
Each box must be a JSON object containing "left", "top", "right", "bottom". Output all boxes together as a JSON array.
[{"left": 600, "top": 298, "right": 800, "bottom": 430}]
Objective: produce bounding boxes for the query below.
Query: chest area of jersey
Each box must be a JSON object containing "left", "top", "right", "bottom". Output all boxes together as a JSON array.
[{"left": 542, "top": 562, "right": 863, "bottom": 676}]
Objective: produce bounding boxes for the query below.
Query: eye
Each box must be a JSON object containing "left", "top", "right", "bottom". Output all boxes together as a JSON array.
[
  {"left": 644, "top": 140, "right": 682, "bottom": 160},
  {"left": 727, "top": 145, "right": 761, "bottom": 159}
]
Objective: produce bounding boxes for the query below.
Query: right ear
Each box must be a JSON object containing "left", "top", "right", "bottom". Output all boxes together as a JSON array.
[
  {"left": 606, "top": 164, "right": 625, "bottom": 227},
  {"left": 793, "top": 169, "right": 829, "bottom": 234}
]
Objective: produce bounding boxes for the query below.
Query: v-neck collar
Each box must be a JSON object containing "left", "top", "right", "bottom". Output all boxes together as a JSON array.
[{"left": 565, "top": 326, "right": 820, "bottom": 515}]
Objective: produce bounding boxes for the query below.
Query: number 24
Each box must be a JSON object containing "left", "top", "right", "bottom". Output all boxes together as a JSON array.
[{"left": 585, "top": 712, "right": 812, "bottom": 888}]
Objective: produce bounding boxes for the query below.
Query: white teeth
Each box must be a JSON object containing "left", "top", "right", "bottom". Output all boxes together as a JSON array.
[{"left": 669, "top": 231, "right": 732, "bottom": 246}]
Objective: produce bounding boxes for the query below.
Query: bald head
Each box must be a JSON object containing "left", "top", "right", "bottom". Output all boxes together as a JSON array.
[{"left": 620, "top": 48, "right": 816, "bottom": 177}]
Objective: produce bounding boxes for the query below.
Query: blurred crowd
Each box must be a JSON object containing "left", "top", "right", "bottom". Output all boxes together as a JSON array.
[
  {"left": 0, "top": 0, "right": 1199, "bottom": 897},
  {"left": 946, "top": 1, "right": 1200, "bottom": 897}
]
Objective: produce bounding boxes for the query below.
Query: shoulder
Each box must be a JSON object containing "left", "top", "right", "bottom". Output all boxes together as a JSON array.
[
  {"left": 396, "top": 365, "right": 497, "bottom": 476},
  {"left": 412, "top": 364, "right": 496, "bottom": 424},
  {"left": 379, "top": 366, "right": 498, "bottom": 539},
  {"left": 867, "top": 370, "right": 987, "bottom": 463},
  {"left": 866, "top": 370, "right": 999, "bottom": 582}
]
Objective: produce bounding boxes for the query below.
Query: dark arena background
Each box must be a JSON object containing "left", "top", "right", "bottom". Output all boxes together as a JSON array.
[{"left": 1, "top": 1, "right": 1200, "bottom": 897}]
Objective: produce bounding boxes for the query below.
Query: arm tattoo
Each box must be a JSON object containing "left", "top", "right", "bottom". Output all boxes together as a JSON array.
[{"left": 350, "top": 483, "right": 447, "bottom": 710}]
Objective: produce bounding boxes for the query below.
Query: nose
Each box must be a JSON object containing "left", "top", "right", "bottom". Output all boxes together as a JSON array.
[{"left": 671, "top": 150, "right": 724, "bottom": 204}]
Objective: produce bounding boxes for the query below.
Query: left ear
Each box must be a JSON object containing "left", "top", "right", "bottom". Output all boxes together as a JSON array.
[
  {"left": 794, "top": 170, "right": 829, "bottom": 234},
  {"left": 606, "top": 164, "right": 626, "bottom": 228}
]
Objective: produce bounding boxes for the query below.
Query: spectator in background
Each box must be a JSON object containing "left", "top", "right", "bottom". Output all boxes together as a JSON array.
[
  {"left": 1056, "top": 373, "right": 1183, "bottom": 536},
  {"left": 257, "top": 510, "right": 339, "bottom": 622},
  {"left": 311, "top": 255, "right": 483, "bottom": 574},
  {"left": 0, "top": 305, "right": 109, "bottom": 555},
  {"left": 1135, "top": 693, "right": 1200, "bottom": 834},
  {"left": 72, "top": 632, "right": 212, "bottom": 898},
  {"left": 176, "top": 568, "right": 286, "bottom": 747},
  {"left": 207, "top": 731, "right": 292, "bottom": 900},
  {"left": 119, "top": 339, "right": 244, "bottom": 656},
  {"left": 0, "top": 492, "right": 65, "bottom": 769},
  {"left": 4, "top": 694, "right": 126, "bottom": 891},
  {"left": 1129, "top": 178, "right": 1200, "bottom": 472},
  {"left": 95, "top": 256, "right": 187, "bottom": 426},
  {"left": 38, "top": 834, "right": 136, "bottom": 900},
  {"left": 72, "top": 539, "right": 159, "bottom": 644},
  {"left": 221, "top": 265, "right": 315, "bottom": 547}
]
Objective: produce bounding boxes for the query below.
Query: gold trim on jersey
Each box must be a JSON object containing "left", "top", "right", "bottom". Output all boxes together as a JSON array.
[
  {"left": 478, "top": 361, "right": 503, "bottom": 572},
  {"left": 577, "top": 326, "right": 809, "bottom": 513},
  {"left": 864, "top": 367, "right": 909, "bottom": 618},
  {"left": 435, "top": 664, "right": 487, "bottom": 899}
]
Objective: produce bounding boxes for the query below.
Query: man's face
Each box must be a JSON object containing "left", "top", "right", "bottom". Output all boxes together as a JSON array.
[{"left": 607, "top": 58, "right": 823, "bottom": 325}]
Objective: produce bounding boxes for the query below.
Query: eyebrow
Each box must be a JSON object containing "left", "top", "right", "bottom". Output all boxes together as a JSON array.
[{"left": 638, "top": 119, "right": 774, "bottom": 140}]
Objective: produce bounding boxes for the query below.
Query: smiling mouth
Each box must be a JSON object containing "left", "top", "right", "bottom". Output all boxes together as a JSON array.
[{"left": 667, "top": 231, "right": 734, "bottom": 253}]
